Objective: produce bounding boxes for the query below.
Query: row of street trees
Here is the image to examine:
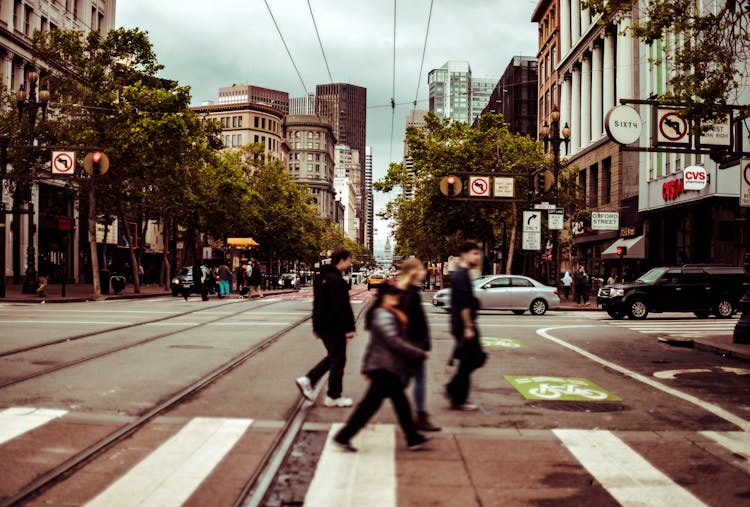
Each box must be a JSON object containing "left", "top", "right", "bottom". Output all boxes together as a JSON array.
[
  {"left": 0, "top": 28, "right": 370, "bottom": 296},
  {"left": 375, "top": 113, "right": 584, "bottom": 275}
]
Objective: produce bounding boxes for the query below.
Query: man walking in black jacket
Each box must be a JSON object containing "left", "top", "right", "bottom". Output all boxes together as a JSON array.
[{"left": 296, "top": 248, "right": 356, "bottom": 407}]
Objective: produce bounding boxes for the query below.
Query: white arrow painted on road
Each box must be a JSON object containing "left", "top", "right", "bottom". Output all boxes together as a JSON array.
[
  {"left": 653, "top": 369, "right": 712, "bottom": 380},
  {"left": 718, "top": 367, "right": 750, "bottom": 376}
]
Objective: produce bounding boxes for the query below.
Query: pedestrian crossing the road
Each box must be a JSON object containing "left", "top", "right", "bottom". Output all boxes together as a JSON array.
[
  {"left": 605, "top": 317, "right": 739, "bottom": 339},
  {"left": 3, "top": 409, "right": 750, "bottom": 506}
]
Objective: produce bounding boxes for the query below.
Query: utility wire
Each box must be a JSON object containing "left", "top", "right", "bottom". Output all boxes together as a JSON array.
[
  {"left": 389, "top": 0, "right": 397, "bottom": 162},
  {"left": 306, "top": 0, "right": 334, "bottom": 83},
  {"left": 264, "top": 0, "right": 309, "bottom": 97},
  {"left": 412, "top": 0, "right": 434, "bottom": 117}
]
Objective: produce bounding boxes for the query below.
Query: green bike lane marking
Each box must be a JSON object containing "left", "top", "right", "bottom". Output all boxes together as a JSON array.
[
  {"left": 505, "top": 375, "right": 622, "bottom": 401},
  {"left": 481, "top": 337, "right": 524, "bottom": 348}
]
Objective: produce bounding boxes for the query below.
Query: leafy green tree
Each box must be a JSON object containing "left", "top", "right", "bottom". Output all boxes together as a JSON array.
[{"left": 584, "top": 0, "right": 750, "bottom": 122}]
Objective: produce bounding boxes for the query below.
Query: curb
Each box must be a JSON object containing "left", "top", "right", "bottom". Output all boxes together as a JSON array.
[
  {"left": 658, "top": 335, "right": 750, "bottom": 362},
  {"left": 1, "top": 292, "right": 171, "bottom": 304}
]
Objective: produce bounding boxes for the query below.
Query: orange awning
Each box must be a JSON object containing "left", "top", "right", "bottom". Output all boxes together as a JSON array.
[{"left": 227, "top": 237, "right": 259, "bottom": 247}]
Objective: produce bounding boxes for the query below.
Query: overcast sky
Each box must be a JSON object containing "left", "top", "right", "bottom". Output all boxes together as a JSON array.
[{"left": 117, "top": 0, "right": 539, "bottom": 242}]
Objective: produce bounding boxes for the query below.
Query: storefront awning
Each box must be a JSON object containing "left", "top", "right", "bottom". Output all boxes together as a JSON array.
[
  {"left": 601, "top": 235, "right": 645, "bottom": 260},
  {"left": 227, "top": 237, "right": 259, "bottom": 247}
]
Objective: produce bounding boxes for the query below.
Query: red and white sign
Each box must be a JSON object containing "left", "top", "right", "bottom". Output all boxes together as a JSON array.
[
  {"left": 657, "top": 109, "right": 689, "bottom": 144},
  {"left": 469, "top": 176, "right": 490, "bottom": 197},
  {"left": 51, "top": 151, "right": 75, "bottom": 175},
  {"left": 683, "top": 165, "right": 707, "bottom": 190}
]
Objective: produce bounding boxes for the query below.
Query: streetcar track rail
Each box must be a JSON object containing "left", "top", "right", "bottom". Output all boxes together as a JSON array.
[
  {"left": 0, "top": 299, "right": 282, "bottom": 390},
  {"left": 0, "top": 297, "right": 257, "bottom": 358},
  {"left": 0, "top": 309, "right": 315, "bottom": 507}
]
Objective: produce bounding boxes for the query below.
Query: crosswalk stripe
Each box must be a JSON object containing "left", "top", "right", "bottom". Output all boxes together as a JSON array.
[
  {"left": 0, "top": 407, "right": 68, "bottom": 445},
  {"left": 700, "top": 431, "right": 750, "bottom": 461},
  {"left": 305, "top": 423, "right": 396, "bottom": 507},
  {"left": 554, "top": 429, "right": 707, "bottom": 507},
  {"left": 85, "top": 417, "right": 252, "bottom": 507}
]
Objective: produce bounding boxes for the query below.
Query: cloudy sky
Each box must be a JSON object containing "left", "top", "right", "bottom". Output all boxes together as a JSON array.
[{"left": 117, "top": 0, "right": 539, "bottom": 241}]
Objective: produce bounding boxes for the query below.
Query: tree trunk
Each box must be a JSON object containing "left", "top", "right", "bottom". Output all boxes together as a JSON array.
[
  {"left": 506, "top": 202, "right": 518, "bottom": 274},
  {"left": 161, "top": 219, "right": 171, "bottom": 290},
  {"left": 119, "top": 207, "right": 141, "bottom": 294},
  {"left": 88, "top": 182, "right": 101, "bottom": 296},
  {"left": 137, "top": 211, "right": 149, "bottom": 279}
]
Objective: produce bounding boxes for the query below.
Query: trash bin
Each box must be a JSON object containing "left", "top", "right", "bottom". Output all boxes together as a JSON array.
[
  {"left": 110, "top": 275, "right": 126, "bottom": 294},
  {"left": 99, "top": 269, "right": 110, "bottom": 295}
]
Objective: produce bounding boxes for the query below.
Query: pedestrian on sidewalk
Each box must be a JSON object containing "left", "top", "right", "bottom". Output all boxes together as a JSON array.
[
  {"left": 333, "top": 282, "right": 431, "bottom": 452},
  {"left": 37, "top": 257, "right": 49, "bottom": 297},
  {"left": 296, "top": 248, "right": 356, "bottom": 408},
  {"left": 574, "top": 265, "right": 587, "bottom": 305},
  {"left": 445, "top": 241, "right": 487, "bottom": 411},
  {"left": 562, "top": 271, "right": 572, "bottom": 300},
  {"left": 218, "top": 263, "right": 232, "bottom": 297},
  {"left": 397, "top": 258, "right": 440, "bottom": 432},
  {"left": 248, "top": 260, "right": 264, "bottom": 298}
]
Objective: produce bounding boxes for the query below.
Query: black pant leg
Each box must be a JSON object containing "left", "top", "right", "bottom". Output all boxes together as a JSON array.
[
  {"left": 323, "top": 334, "right": 347, "bottom": 398},
  {"left": 381, "top": 371, "right": 421, "bottom": 445},
  {"left": 306, "top": 355, "right": 330, "bottom": 387},
  {"left": 335, "top": 373, "right": 387, "bottom": 443},
  {"left": 447, "top": 352, "right": 473, "bottom": 407}
]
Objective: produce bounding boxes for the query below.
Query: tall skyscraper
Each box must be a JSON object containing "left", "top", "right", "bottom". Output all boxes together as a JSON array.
[
  {"left": 315, "top": 83, "right": 367, "bottom": 242},
  {"left": 365, "top": 146, "right": 374, "bottom": 252},
  {"left": 402, "top": 110, "right": 428, "bottom": 201},
  {"left": 428, "top": 61, "right": 497, "bottom": 124},
  {"left": 290, "top": 94, "right": 316, "bottom": 115}
]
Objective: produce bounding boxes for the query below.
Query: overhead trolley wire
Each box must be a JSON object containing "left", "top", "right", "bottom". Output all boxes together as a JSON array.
[
  {"left": 306, "top": 0, "right": 334, "bottom": 83},
  {"left": 263, "top": 0, "right": 310, "bottom": 97},
  {"left": 389, "top": 0, "right": 397, "bottom": 162},
  {"left": 412, "top": 0, "right": 434, "bottom": 117}
]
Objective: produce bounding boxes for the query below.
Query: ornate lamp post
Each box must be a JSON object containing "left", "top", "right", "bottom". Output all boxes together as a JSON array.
[
  {"left": 17, "top": 69, "right": 50, "bottom": 294},
  {"left": 540, "top": 106, "right": 570, "bottom": 289}
]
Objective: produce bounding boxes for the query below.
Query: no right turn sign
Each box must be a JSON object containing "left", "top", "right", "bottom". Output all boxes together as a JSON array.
[{"left": 741, "top": 158, "right": 750, "bottom": 207}]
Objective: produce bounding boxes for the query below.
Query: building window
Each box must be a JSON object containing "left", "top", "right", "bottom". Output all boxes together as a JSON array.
[
  {"left": 237, "top": 134, "right": 243, "bottom": 145},
  {"left": 41, "top": 16, "right": 48, "bottom": 32},
  {"left": 254, "top": 116, "right": 259, "bottom": 128},
  {"left": 261, "top": 118, "right": 266, "bottom": 129},
  {"left": 254, "top": 135, "right": 259, "bottom": 143},
  {"left": 24, "top": 5, "right": 32, "bottom": 35},
  {"left": 579, "top": 170, "right": 587, "bottom": 205},
  {"left": 602, "top": 157, "right": 611, "bottom": 204},
  {"left": 590, "top": 163, "right": 599, "bottom": 207}
]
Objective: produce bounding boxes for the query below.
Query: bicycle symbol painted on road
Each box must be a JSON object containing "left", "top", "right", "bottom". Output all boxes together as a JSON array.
[
  {"left": 481, "top": 337, "right": 524, "bottom": 348},
  {"left": 505, "top": 375, "right": 621, "bottom": 401}
]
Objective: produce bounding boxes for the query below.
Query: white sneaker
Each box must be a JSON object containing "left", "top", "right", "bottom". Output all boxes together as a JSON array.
[
  {"left": 324, "top": 396, "right": 353, "bottom": 407},
  {"left": 295, "top": 376, "right": 314, "bottom": 401}
]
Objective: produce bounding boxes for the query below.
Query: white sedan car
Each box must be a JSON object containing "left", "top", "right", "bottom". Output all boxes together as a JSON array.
[{"left": 432, "top": 275, "right": 560, "bottom": 316}]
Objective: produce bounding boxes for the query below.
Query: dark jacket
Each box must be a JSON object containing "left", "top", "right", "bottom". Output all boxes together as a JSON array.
[
  {"left": 248, "top": 264, "right": 262, "bottom": 285},
  {"left": 399, "top": 285, "right": 430, "bottom": 351},
  {"left": 362, "top": 308, "right": 426, "bottom": 375},
  {"left": 312, "top": 264, "right": 355, "bottom": 336},
  {"left": 218, "top": 264, "right": 231, "bottom": 281},
  {"left": 573, "top": 270, "right": 586, "bottom": 287},
  {"left": 450, "top": 266, "right": 478, "bottom": 340}
]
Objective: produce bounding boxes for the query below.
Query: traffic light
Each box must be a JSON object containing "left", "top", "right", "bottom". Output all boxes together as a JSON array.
[
  {"left": 447, "top": 176, "right": 457, "bottom": 196},
  {"left": 83, "top": 151, "right": 110, "bottom": 176},
  {"left": 617, "top": 246, "right": 627, "bottom": 257},
  {"left": 440, "top": 175, "right": 462, "bottom": 197},
  {"left": 536, "top": 172, "right": 546, "bottom": 195},
  {"left": 534, "top": 170, "right": 555, "bottom": 195}
]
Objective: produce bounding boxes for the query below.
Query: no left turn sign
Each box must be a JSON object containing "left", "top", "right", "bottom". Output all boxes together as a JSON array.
[
  {"left": 469, "top": 176, "right": 490, "bottom": 197},
  {"left": 52, "top": 151, "right": 76, "bottom": 175},
  {"left": 657, "top": 109, "right": 689, "bottom": 144}
]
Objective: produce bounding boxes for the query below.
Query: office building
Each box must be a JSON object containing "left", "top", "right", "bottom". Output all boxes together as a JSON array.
[
  {"left": 218, "top": 84, "right": 289, "bottom": 114},
  {"left": 290, "top": 94, "right": 316, "bottom": 115},
  {"left": 402, "top": 110, "right": 429, "bottom": 200},
  {"left": 477, "top": 56, "right": 538, "bottom": 138},
  {"left": 428, "top": 60, "right": 471, "bottom": 123},
  {"left": 334, "top": 177, "right": 359, "bottom": 241},
  {"left": 365, "top": 146, "right": 374, "bottom": 252},
  {"left": 470, "top": 77, "right": 496, "bottom": 124}
]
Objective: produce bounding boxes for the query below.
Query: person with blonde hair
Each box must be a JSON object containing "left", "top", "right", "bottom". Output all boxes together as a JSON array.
[{"left": 396, "top": 258, "right": 440, "bottom": 431}]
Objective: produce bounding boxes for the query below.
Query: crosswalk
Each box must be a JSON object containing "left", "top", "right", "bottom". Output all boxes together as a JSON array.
[
  {"left": 604, "top": 317, "right": 739, "bottom": 339},
  {"left": 2, "top": 407, "right": 750, "bottom": 506}
]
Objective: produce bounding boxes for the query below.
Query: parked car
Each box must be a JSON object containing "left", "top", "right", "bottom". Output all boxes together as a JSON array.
[
  {"left": 170, "top": 265, "right": 210, "bottom": 296},
  {"left": 432, "top": 275, "right": 560, "bottom": 316},
  {"left": 597, "top": 264, "right": 743, "bottom": 320},
  {"left": 367, "top": 273, "right": 387, "bottom": 290},
  {"left": 278, "top": 273, "right": 300, "bottom": 290}
]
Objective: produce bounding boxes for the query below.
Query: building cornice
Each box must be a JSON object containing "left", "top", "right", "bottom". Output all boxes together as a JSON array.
[{"left": 191, "top": 101, "right": 285, "bottom": 119}]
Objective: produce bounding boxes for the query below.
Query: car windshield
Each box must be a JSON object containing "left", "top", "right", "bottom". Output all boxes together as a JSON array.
[
  {"left": 179, "top": 268, "right": 190, "bottom": 276},
  {"left": 281, "top": 274, "right": 295, "bottom": 279},
  {"left": 636, "top": 267, "right": 668, "bottom": 283},
  {"left": 472, "top": 276, "right": 493, "bottom": 287}
]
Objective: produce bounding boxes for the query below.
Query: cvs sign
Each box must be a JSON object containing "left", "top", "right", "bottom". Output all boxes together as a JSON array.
[{"left": 683, "top": 165, "right": 707, "bottom": 190}]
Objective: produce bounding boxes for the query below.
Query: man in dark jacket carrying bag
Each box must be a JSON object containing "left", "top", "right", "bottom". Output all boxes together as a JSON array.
[{"left": 296, "top": 248, "right": 356, "bottom": 407}]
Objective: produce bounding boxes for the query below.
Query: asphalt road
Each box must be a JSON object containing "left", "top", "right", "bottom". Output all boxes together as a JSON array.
[{"left": 1, "top": 290, "right": 749, "bottom": 506}]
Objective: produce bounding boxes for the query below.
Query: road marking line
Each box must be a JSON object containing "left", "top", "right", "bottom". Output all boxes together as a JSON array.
[
  {"left": 0, "top": 320, "right": 131, "bottom": 325},
  {"left": 0, "top": 407, "right": 68, "bottom": 445},
  {"left": 85, "top": 417, "right": 252, "bottom": 507},
  {"left": 554, "top": 429, "right": 707, "bottom": 507},
  {"left": 700, "top": 431, "right": 750, "bottom": 461},
  {"left": 538, "top": 326, "right": 750, "bottom": 431},
  {"left": 305, "top": 423, "right": 396, "bottom": 507}
]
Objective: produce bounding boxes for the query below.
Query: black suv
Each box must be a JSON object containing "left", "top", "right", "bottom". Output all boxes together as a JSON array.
[{"left": 597, "top": 265, "right": 743, "bottom": 320}]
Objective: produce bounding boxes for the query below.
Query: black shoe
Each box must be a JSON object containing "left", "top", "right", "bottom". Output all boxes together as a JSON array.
[
  {"left": 332, "top": 436, "right": 357, "bottom": 452},
  {"left": 415, "top": 412, "right": 442, "bottom": 432},
  {"left": 408, "top": 434, "right": 432, "bottom": 451}
]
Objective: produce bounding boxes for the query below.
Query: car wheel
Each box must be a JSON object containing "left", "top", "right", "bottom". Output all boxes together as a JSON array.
[
  {"left": 512, "top": 310, "right": 526, "bottom": 315},
  {"left": 694, "top": 311, "right": 710, "bottom": 319},
  {"left": 714, "top": 298, "right": 734, "bottom": 319},
  {"left": 627, "top": 298, "right": 648, "bottom": 319},
  {"left": 530, "top": 299, "right": 548, "bottom": 316},
  {"left": 607, "top": 309, "right": 625, "bottom": 320},
  {"left": 171, "top": 289, "right": 179, "bottom": 297}
]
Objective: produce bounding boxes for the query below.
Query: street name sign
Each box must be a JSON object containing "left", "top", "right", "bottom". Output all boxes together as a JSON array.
[
  {"left": 523, "top": 211, "right": 541, "bottom": 232},
  {"left": 698, "top": 114, "right": 732, "bottom": 147},
  {"left": 533, "top": 202, "right": 557, "bottom": 210},
  {"left": 493, "top": 176, "right": 514, "bottom": 198},
  {"left": 469, "top": 176, "right": 491, "bottom": 197},
  {"left": 522, "top": 231, "right": 541, "bottom": 250},
  {"left": 548, "top": 210, "right": 564, "bottom": 230},
  {"left": 51, "top": 151, "right": 75, "bottom": 175},
  {"left": 604, "top": 105, "right": 642, "bottom": 145},
  {"left": 741, "top": 158, "right": 750, "bottom": 207},
  {"left": 591, "top": 211, "right": 619, "bottom": 231}
]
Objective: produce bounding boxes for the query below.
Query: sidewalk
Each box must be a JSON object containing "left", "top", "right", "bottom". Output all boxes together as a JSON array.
[{"left": 0, "top": 282, "right": 171, "bottom": 303}]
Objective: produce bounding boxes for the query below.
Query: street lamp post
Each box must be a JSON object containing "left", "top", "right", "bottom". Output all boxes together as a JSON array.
[
  {"left": 17, "top": 69, "right": 50, "bottom": 294},
  {"left": 540, "top": 106, "right": 570, "bottom": 290}
]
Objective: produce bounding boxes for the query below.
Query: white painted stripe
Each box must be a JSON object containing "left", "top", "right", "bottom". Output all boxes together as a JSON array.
[
  {"left": 305, "top": 423, "right": 396, "bottom": 507},
  {"left": 554, "top": 429, "right": 707, "bottom": 507},
  {"left": 701, "top": 431, "right": 750, "bottom": 461},
  {"left": 143, "top": 321, "right": 291, "bottom": 327},
  {"left": 86, "top": 417, "right": 252, "bottom": 507},
  {"left": 0, "top": 407, "right": 68, "bottom": 445},
  {"left": 538, "top": 327, "right": 750, "bottom": 431},
  {"left": 0, "top": 320, "right": 130, "bottom": 325}
]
